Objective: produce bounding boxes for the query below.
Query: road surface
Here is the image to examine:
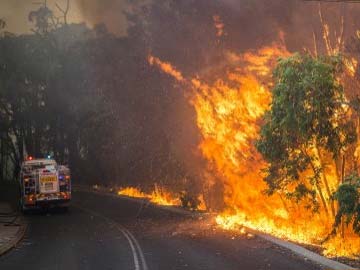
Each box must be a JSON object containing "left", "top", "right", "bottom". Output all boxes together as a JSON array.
[{"left": 0, "top": 190, "right": 323, "bottom": 270}]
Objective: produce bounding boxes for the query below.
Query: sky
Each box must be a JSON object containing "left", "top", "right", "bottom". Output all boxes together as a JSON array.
[{"left": 0, "top": 0, "right": 129, "bottom": 35}]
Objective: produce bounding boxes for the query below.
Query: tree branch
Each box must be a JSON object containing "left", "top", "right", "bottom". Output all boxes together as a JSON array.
[{"left": 55, "top": 0, "right": 70, "bottom": 25}]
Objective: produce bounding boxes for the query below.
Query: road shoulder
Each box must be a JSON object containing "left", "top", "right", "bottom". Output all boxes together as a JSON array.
[
  {"left": 255, "top": 231, "right": 356, "bottom": 270},
  {"left": 0, "top": 203, "right": 27, "bottom": 256}
]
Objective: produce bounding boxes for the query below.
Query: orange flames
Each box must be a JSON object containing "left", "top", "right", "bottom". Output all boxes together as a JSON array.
[
  {"left": 118, "top": 185, "right": 181, "bottom": 206},
  {"left": 150, "top": 185, "right": 181, "bottom": 206},
  {"left": 190, "top": 45, "right": 331, "bottom": 245},
  {"left": 118, "top": 187, "right": 146, "bottom": 198},
  {"left": 148, "top": 55, "right": 184, "bottom": 81},
  {"left": 148, "top": 41, "right": 360, "bottom": 257},
  {"left": 344, "top": 57, "right": 358, "bottom": 77},
  {"left": 118, "top": 185, "right": 207, "bottom": 210}
]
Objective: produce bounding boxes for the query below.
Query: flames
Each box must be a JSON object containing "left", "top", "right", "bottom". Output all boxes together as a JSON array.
[
  {"left": 344, "top": 57, "right": 358, "bottom": 77},
  {"left": 118, "top": 187, "right": 146, "bottom": 198},
  {"left": 118, "top": 185, "right": 181, "bottom": 206},
  {"left": 198, "top": 46, "right": 360, "bottom": 256},
  {"left": 118, "top": 185, "right": 207, "bottom": 210},
  {"left": 150, "top": 185, "right": 181, "bottom": 206},
  {"left": 148, "top": 55, "right": 184, "bottom": 82},
  {"left": 147, "top": 40, "right": 360, "bottom": 257},
  {"left": 189, "top": 45, "right": 333, "bottom": 245}
]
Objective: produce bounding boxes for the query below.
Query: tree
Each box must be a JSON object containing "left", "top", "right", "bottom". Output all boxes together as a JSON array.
[
  {"left": 0, "top": 19, "right": 5, "bottom": 30},
  {"left": 0, "top": 1, "right": 200, "bottom": 192},
  {"left": 333, "top": 174, "right": 360, "bottom": 235},
  {"left": 28, "top": 0, "right": 70, "bottom": 34},
  {"left": 257, "top": 53, "right": 356, "bottom": 217},
  {"left": 0, "top": 5, "right": 98, "bottom": 181}
]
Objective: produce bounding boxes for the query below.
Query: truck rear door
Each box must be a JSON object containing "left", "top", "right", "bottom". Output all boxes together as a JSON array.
[{"left": 39, "top": 166, "right": 59, "bottom": 194}]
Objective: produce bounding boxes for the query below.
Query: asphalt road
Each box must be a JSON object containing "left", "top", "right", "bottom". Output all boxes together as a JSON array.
[{"left": 0, "top": 190, "right": 324, "bottom": 270}]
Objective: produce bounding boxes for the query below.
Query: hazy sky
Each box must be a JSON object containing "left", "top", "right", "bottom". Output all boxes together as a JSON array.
[{"left": 0, "top": 0, "right": 129, "bottom": 35}]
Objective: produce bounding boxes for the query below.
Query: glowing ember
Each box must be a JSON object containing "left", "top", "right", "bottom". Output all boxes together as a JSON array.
[{"left": 213, "top": 15, "right": 225, "bottom": 38}]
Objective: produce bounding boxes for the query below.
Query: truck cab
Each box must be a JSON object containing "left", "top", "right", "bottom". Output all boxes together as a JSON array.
[{"left": 19, "top": 158, "right": 71, "bottom": 212}]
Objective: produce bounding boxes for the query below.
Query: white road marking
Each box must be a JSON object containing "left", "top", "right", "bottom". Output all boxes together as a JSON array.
[
  {"left": 121, "top": 229, "right": 141, "bottom": 270},
  {"left": 124, "top": 228, "right": 149, "bottom": 270},
  {"left": 74, "top": 205, "right": 148, "bottom": 270}
]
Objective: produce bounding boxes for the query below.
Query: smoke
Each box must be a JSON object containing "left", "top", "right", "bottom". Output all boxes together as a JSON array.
[
  {"left": 75, "top": 0, "right": 360, "bottom": 72},
  {"left": 75, "top": 0, "right": 360, "bottom": 188},
  {"left": 0, "top": 0, "right": 86, "bottom": 34},
  {"left": 3, "top": 0, "right": 360, "bottom": 50},
  {"left": 76, "top": 0, "right": 138, "bottom": 36},
  {"left": 5, "top": 0, "right": 360, "bottom": 195},
  {"left": 0, "top": 0, "right": 131, "bottom": 35}
]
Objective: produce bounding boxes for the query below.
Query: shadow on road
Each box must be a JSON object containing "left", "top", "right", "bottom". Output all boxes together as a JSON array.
[
  {"left": 22, "top": 207, "right": 70, "bottom": 216},
  {"left": 0, "top": 181, "right": 19, "bottom": 211}
]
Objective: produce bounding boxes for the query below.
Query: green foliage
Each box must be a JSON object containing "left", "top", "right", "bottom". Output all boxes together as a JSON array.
[
  {"left": 257, "top": 53, "right": 356, "bottom": 206},
  {"left": 333, "top": 175, "right": 360, "bottom": 234},
  {"left": 285, "top": 183, "right": 318, "bottom": 211}
]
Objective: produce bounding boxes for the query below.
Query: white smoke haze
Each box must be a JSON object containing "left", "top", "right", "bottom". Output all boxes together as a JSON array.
[
  {"left": 2, "top": 0, "right": 360, "bottom": 53},
  {"left": 0, "top": 0, "right": 88, "bottom": 34},
  {"left": 0, "top": 0, "right": 130, "bottom": 35}
]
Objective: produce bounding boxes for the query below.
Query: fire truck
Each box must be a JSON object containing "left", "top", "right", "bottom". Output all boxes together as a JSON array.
[{"left": 19, "top": 157, "right": 71, "bottom": 212}]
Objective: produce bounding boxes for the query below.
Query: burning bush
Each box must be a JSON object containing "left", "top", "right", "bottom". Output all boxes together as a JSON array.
[
  {"left": 333, "top": 174, "right": 360, "bottom": 235},
  {"left": 179, "top": 190, "right": 201, "bottom": 210}
]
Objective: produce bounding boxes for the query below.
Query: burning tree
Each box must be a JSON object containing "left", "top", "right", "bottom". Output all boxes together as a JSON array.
[
  {"left": 257, "top": 53, "right": 360, "bottom": 253},
  {"left": 257, "top": 53, "right": 356, "bottom": 215},
  {"left": 135, "top": 1, "right": 360, "bottom": 256}
]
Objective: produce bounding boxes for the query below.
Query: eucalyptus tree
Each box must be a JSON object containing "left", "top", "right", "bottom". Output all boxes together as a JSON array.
[{"left": 257, "top": 54, "right": 356, "bottom": 218}]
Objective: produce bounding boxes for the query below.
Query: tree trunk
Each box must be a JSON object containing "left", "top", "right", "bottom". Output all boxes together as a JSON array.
[
  {"left": 341, "top": 155, "right": 346, "bottom": 238},
  {"left": 316, "top": 183, "right": 329, "bottom": 217},
  {"left": 314, "top": 145, "right": 335, "bottom": 218},
  {"left": 301, "top": 147, "right": 330, "bottom": 217}
]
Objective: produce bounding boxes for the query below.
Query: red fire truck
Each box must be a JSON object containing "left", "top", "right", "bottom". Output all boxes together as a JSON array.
[{"left": 19, "top": 157, "right": 71, "bottom": 212}]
